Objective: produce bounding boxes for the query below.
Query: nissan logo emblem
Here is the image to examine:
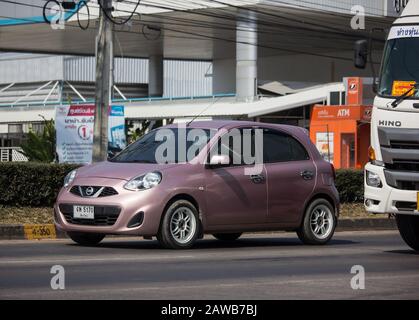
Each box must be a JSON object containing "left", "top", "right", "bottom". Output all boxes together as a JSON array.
[{"left": 85, "top": 187, "right": 95, "bottom": 196}]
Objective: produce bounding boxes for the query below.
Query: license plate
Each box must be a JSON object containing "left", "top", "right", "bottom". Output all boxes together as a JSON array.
[{"left": 73, "top": 205, "right": 94, "bottom": 219}]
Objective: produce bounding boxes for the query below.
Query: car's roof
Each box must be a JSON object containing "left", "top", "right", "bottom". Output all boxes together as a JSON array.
[
  {"left": 163, "top": 120, "right": 306, "bottom": 135},
  {"left": 163, "top": 120, "right": 251, "bottom": 130}
]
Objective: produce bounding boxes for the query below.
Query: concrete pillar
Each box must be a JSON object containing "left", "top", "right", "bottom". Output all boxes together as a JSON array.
[
  {"left": 213, "top": 59, "right": 235, "bottom": 95},
  {"left": 236, "top": 11, "right": 257, "bottom": 102},
  {"left": 148, "top": 54, "right": 163, "bottom": 97}
]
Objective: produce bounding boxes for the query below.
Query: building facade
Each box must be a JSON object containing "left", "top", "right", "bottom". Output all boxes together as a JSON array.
[{"left": 0, "top": 52, "right": 212, "bottom": 147}]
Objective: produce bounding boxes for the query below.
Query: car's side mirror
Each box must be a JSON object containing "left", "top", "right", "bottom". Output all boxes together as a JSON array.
[
  {"left": 208, "top": 154, "right": 230, "bottom": 167},
  {"left": 354, "top": 39, "right": 368, "bottom": 69},
  {"left": 107, "top": 150, "right": 119, "bottom": 160}
]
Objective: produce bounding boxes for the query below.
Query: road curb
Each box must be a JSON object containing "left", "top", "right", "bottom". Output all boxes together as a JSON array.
[
  {"left": 0, "top": 218, "right": 397, "bottom": 240},
  {"left": 0, "top": 224, "right": 66, "bottom": 240},
  {"left": 0, "top": 224, "right": 25, "bottom": 240}
]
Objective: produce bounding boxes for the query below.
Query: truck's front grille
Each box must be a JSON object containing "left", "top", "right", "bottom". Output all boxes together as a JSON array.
[
  {"left": 390, "top": 140, "right": 419, "bottom": 150},
  {"left": 379, "top": 127, "right": 419, "bottom": 190},
  {"left": 58, "top": 204, "right": 121, "bottom": 226},
  {"left": 397, "top": 181, "right": 419, "bottom": 191},
  {"left": 384, "top": 170, "right": 419, "bottom": 191},
  {"left": 395, "top": 201, "right": 417, "bottom": 212},
  {"left": 379, "top": 127, "right": 419, "bottom": 168},
  {"left": 387, "top": 160, "right": 419, "bottom": 172}
]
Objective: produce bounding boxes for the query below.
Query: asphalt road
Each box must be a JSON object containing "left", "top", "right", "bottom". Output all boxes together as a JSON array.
[{"left": 0, "top": 231, "right": 418, "bottom": 300}]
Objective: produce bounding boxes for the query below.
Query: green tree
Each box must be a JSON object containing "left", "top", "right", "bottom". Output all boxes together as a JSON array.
[
  {"left": 127, "top": 120, "right": 152, "bottom": 144},
  {"left": 20, "top": 117, "right": 56, "bottom": 162},
  {"left": 126, "top": 119, "right": 174, "bottom": 144}
]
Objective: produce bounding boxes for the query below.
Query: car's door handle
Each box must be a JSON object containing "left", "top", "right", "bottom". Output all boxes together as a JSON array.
[
  {"left": 300, "top": 170, "right": 314, "bottom": 180},
  {"left": 250, "top": 174, "right": 265, "bottom": 184}
]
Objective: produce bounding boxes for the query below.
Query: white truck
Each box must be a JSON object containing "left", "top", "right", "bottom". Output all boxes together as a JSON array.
[{"left": 355, "top": 1, "right": 419, "bottom": 251}]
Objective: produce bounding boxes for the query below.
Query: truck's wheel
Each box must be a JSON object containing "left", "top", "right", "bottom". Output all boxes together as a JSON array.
[
  {"left": 213, "top": 233, "right": 242, "bottom": 241},
  {"left": 158, "top": 200, "right": 199, "bottom": 249},
  {"left": 396, "top": 215, "right": 419, "bottom": 252},
  {"left": 67, "top": 232, "right": 105, "bottom": 246},
  {"left": 297, "top": 198, "right": 337, "bottom": 245}
]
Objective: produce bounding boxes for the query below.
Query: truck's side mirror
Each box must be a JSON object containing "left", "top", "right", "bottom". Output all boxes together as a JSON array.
[{"left": 354, "top": 40, "right": 368, "bottom": 69}]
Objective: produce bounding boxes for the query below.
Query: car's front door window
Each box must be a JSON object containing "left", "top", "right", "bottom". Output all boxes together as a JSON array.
[{"left": 211, "top": 128, "right": 256, "bottom": 167}]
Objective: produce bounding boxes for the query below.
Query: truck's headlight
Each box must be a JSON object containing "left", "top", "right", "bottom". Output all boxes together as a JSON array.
[
  {"left": 64, "top": 170, "right": 77, "bottom": 188},
  {"left": 366, "top": 170, "right": 382, "bottom": 188},
  {"left": 124, "top": 172, "right": 162, "bottom": 191}
]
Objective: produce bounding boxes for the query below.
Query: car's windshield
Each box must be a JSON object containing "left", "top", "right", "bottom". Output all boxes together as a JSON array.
[
  {"left": 110, "top": 128, "right": 214, "bottom": 164},
  {"left": 379, "top": 29, "right": 419, "bottom": 98}
]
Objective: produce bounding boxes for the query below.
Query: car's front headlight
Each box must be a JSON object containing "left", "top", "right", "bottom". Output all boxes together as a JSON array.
[
  {"left": 366, "top": 170, "right": 382, "bottom": 188},
  {"left": 64, "top": 170, "right": 77, "bottom": 188},
  {"left": 124, "top": 171, "right": 162, "bottom": 191}
]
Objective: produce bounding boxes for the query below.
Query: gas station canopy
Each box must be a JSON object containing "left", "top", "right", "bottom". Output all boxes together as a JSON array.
[{"left": 0, "top": 0, "right": 394, "bottom": 59}]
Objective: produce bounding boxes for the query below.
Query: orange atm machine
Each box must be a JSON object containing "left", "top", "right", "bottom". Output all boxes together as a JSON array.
[
  {"left": 310, "top": 77, "right": 372, "bottom": 169},
  {"left": 309, "top": 105, "right": 372, "bottom": 169}
]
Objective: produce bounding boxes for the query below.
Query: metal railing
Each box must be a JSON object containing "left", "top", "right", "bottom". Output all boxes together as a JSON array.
[
  {"left": 0, "top": 93, "right": 236, "bottom": 109},
  {"left": 0, "top": 147, "right": 28, "bottom": 162}
]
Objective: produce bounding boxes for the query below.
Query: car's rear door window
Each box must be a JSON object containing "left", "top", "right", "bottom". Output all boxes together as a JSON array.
[{"left": 263, "top": 129, "right": 309, "bottom": 163}]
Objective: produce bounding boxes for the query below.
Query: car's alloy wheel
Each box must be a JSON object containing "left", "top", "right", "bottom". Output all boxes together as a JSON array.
[
  {"left": 297, "top": 199, "right": 336, "bottom": 245},
  {"left": 309, "top": 204, "right": 334, "bottom": 240},
  {"left": 158, "top": 200, "right": 199, "bottom": 249},
  {"left": 170, "top": 207, "right": 197, "bottom": 244}
]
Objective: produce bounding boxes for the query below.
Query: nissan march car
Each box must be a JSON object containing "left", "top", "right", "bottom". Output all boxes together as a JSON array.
[{"left": 55, "top": 121, "right": 339, "bottom": 249}]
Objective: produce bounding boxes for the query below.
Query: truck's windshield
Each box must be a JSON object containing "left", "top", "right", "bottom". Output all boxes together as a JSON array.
[{"left": 379, "top": 37, "right": 419, "bottom": 98}]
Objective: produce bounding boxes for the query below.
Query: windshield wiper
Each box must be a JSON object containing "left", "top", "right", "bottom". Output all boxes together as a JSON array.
[
  {"left": 127, "top": 159, "right": 156, "bottom": 163},
  {"left": 391, "top": 83, "right": 419, "bottom": 108}
]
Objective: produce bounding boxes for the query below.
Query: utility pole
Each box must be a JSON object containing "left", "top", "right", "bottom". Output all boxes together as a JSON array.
[{"left": 93, "top": 0, "right": 114, "bottom": 162}]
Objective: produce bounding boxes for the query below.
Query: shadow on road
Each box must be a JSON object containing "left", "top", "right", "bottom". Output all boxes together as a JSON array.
[
  {"left": 385, "top": 249, "right": 419, "bottom": 256},
  {"left": 67, "top": 236, "right": 357, "bottom": 251}
]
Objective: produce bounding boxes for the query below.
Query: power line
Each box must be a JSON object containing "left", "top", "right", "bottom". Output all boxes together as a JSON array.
[
  {"left": 122, "top": 0, "right": 385, "bottom": 42},
  {"left": 137, "top": 10, "right": 378, "bottom": 48},
  {"left": 0, "top": 11, "right": 352, "bottom": 61},
  {"left": 2, "top": 0, "right": 386, "bottom": 44},
  {"left": 0, "top": 0, "right": 385, "bottom": 62},
  {"left": 97, "top": 0, "right": 140, "bottom": 25},
  {"left": 199, "top": 0, "right": 366, "bottom": 34},
  {"left": 270, "top": 0, "right": 386, "bottom": 16},
  {"left": 205, "top": 0, "right": 376, "bottom": 46},
  {"left": 247, "top": 0, "right": 391, "bottom": 19}
]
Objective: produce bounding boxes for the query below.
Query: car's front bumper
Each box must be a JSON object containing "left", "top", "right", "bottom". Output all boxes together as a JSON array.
[
  {"left": 54, "top": 177, "right": 165, "bottom": 236},
  {"left": 364, "top": 163, "right": 419, "bottom": 215}
]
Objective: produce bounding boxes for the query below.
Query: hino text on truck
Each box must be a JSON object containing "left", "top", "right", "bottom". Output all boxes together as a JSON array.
[{"left": 355, "top": 1, "right": 419, "bottom": 251}]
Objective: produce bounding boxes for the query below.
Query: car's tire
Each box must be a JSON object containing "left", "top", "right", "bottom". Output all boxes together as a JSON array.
[
  {"left": 67, "top": 232, "right": 105, "bottom": 246},
  {"left": 396, "top": 214, "right": 419, "bottom": 252},
  {"left": 213, "top": 233, "right": 242, "bottom": 241},
  {"left": 297, "top": 198, "right": 337, "bottom": 245},
  {"left": 158, "top": 200, "right": 200, "bottom": 249}
]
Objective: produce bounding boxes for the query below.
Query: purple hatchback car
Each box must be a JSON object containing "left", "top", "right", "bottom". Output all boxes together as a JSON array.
[{"left": 55, "top": 121, "right": 339, "bottom": 249}]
